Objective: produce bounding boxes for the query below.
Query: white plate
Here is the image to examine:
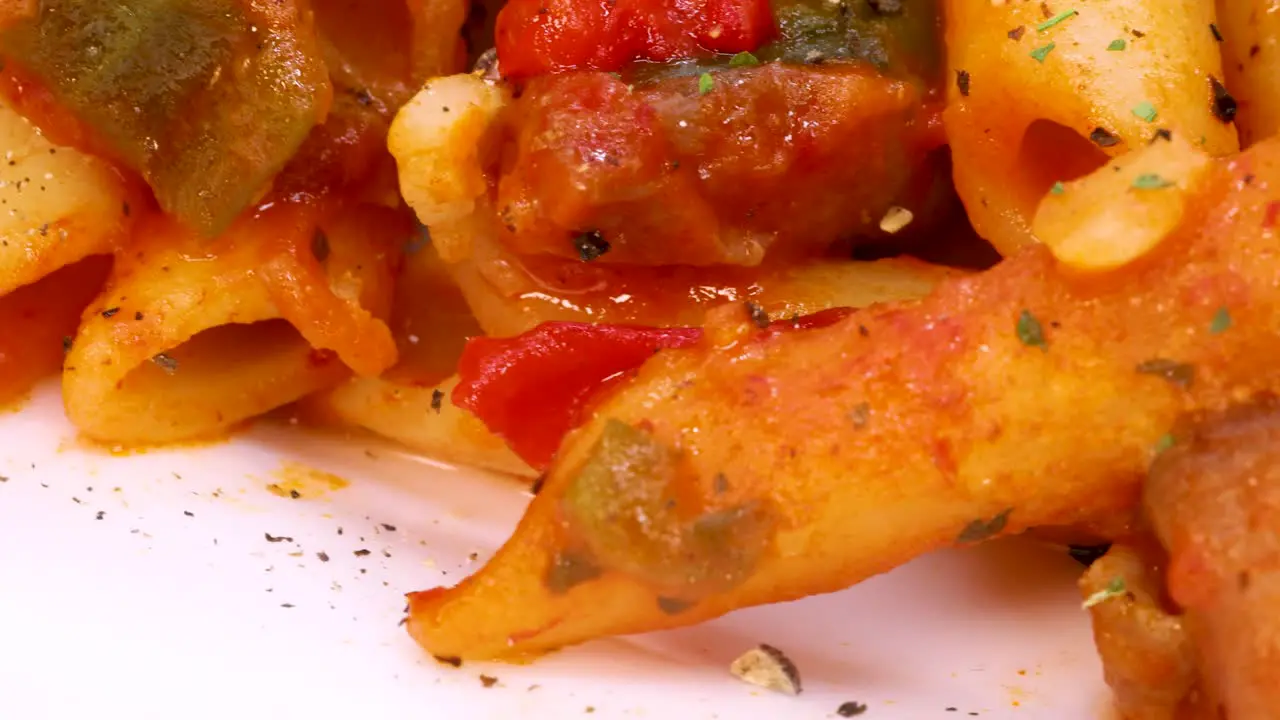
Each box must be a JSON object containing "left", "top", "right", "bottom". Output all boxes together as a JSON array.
[{"left": 0, "top": 382, "right": 1108, "bottom": 719}]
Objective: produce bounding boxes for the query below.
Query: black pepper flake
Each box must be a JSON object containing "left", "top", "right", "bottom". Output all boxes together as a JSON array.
[
  {"left": 101, "top": 307, "right": 120, "bottom": 319},
  {"left": 745, "top": 301, "right": 770, "bottom": 329},
  {"left": 1007, "top": 25, "right": 1025, "bottom": 41},
  {"left": 838, "top": 701, "right": 869, "bottom": 717},
  {"left": 956, "top": 508, "right": 1012, "bottom": 544},
  {"left": 865, "top": 0, "right": 902, "bottom": 14},
  {"left": 1089, "top": 127, "right": 1119, "bottom": 148},
  {"left": 1210, "top": 23, "right": 1223, "bottom": 42},
  {"left": 381, "top": 523, "right": 397, "bottom": 532},
  {"left": 353, "top": 549, "right": 371, "bottom": 557},
  {"left": 281, "top": 603, "right": 295, "bottom": 608},
  {"left": 480, "top": 674, "right": 499, "bottom": 688},
  {"left": 134, "top": 311, "right": 144, "bottom": 321},
  {"left": 433, "top": 654, "right": 464, "bottom": 668},
  {"left": 289, "top": 489, "right": 301, "bottom": 499},
  {"left": 62, "top": 336, "right": 73, "bottom": 353},
  {"left": 431, "top": 389, "right": 444, "bottom": 413},
  {"left": 572, "top": 230, "right": 610, "bottom": 262},
  {"left": 152, "top": 353, "right": 179, "bottom": 374},
  {"left": 95, "top": 511, "right": 105, "bottom": 520},
  {"left": 311, "top": 229, "right": 330, "bottom": 263},
  {"left": 183, "top": 510, "right": 194, "bottom": 517},
  {"left": 265, "top": 532, "right": 292, "bottom": 543},
  {"left": 1131, "top": 29, "right": 1145, "bottom": 38},
  {"left": 1068, "top": 543, "right": 1111, "bottom": 567},
  {"left": 1210, "top": 77, "right": 1237, "bottom": 123},
  {"left": 1150, "top": 128, "right": 1173, "bottom": 144},
  {"left": 529, "top": 474, "right": 546, "bottom": 496},
  {"left": 316, "top": 551, "right": 330, "bottom": 562},
  {"left": 1135, "top": 358, "right": 1195, "bottom": 388},
  {"left": 0, "top": 476, "right": 7, "bottom": 482},
  {"left": 657, "top": 596, "right": 694, "bottom": 615},
  {"left": 955, "top": 69, "right": 970, "bottom": 97}
]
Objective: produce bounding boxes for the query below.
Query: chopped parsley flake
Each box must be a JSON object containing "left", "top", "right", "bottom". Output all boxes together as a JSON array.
[
  {"left": 1107, "top": 38, "right": 1126, "bottom": 51},
  {"left": 1016, "top": 309, "right": 1047, "bottom": 349},
  {"left": 698, "top": 73, "right": 715, "bottom": 95},
  {"left": 1050, "top": 181, "right": 1065, "bottom": 195},
  {"left": 1132, "top": 173, "right": 1174, "bottom": 190},
  {"left": 728, "top": 51, "right": 759, "bottom": 67},
  {"left": 1035, "top": 9, "right": 1077, "bottom": 32},
  {"left": 1082, "top": 577, "right": 1127, "bottom": 608},
  {"left": 1154, "top": 433, "right": 1176, "bottom": 454},
  {"left": 1210, "top": 307, "right": 1232, "bottom": 334},
  {"left": 1132, "top": 101, "right": 1159, "bottom": 123},
  {"left": 1029, "top": 42, "right": 1056, "bottom": 63}
]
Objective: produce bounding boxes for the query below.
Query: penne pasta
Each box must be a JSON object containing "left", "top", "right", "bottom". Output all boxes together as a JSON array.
[
  {"left": 63, "top": 203, "right": 403, "bottom": 445},
  {"left": 1215, "top": 0, "right": 1280, "bottom": 147},
  {"left": 944, "top": 0, "right": 1238, "bottom": 256}
]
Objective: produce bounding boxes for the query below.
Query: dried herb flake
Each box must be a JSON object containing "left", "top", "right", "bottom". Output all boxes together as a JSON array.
[
  {"left": 1132, "top": 173, "right": 1174, "bottom": 190},
  {"left": 955, "top": 69, "right": 970, "bottom": 97},
  {"left": 1210, "top": 306, "right": 1232, "bottom": 334},
  {"left": 837, "top": 702, "right": 869, "bottom": 717},
  {"left": 698, "top": 73, "right": 715, "bottom": 95},
  {"left": 1016, "top": 309, "right": 1047, "bottom": 350},
  {"left": 745, "top": 301, "right": 770, "bottom": 329},
  {"left": 1029, "top": 43, "right": 1056, "bottom": 63},
  {"left": 1132, "top": 101, "right": 1158, "bottom": 123},
  {"left": 572, "top": 230, "right": 610, "bottom": 262},
  {"left": 1107, "top": 38, "right": 1126, "bottom": 51},
  {"left": 1135, "top": 358, "right": 1195, "bottom": 387},
  {"left": 728, "top": 51, "right": 759, "bottom": 67},
  {"left": 1082, "top": 577, "right": 1127, "bottom": 608},
  {"left": 1210, "top": 77, "right": 1237, "bottom": 123},
  {"left": 1089, "top": 127, "right": 1119, "bottom": 147},
  {"left": 956, "top": 508, "right": 1012, "bottom": 544},
  {"left": 431, "top": 389, "right": 444, "bottom": 414}
]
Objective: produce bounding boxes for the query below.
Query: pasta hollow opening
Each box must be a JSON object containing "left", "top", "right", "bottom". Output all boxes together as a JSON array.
[{"left": 1015, "top": 120, "right": 1110, "bottom": 205}]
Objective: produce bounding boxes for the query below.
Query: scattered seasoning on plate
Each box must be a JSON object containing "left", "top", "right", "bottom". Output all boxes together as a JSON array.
[
  {"left": 431, "top": 389, "right": 444, "bottom": 413},
  {"left": 316, "top": 551, "right": 330, "bottom": 562},
  {"left": 729, "top": 644, "right": 802, "bottom": 696},
  {"left": 0, "top": 476, "right": 7, "bottom": 482},
  {"left": 289, "top": 489, "right": 301, "bottom": 499},
  {"left": 1035, "top": 9, "right": 1076, "bottom": 32},
  {"left": 473, "top": 674, "right": 498, "bottom": 688},
  {"left": 1132, "top": 173, "right": 1174, "bottom": 190},
  {"left": 1106, "top": 38, "right": 1126, "bottom": 51},
  {"left": 433, "top": 655, "right": 464, "bottom": 668},
  {"left": 95, "top": 511, "right": 105, "bottom": 520},
  {"left": 1210, "top": 307, "right": 1232, "bottom": 334},
  {"left": 281, "top": 603, "right": 295, "bottom": 609},
  {"left": 698, "top": 73, "right": 715, "bottom": 95},
  {"left": 265, "top": 533, "right": 292, "bottom": 543},
  {"left": 572, "top": 230, "right": 610, "bottom": 262},
  {"left": 837, "top": 701, "right": 869, "bottom": 717},
  {"left": 381, "top": 523, "right": 397, "bottom": 532},
  {"left": 955, "top": 69, "right": 970, "bottom": 97},
  {"left": 1029, "top": 42, "right": 1056, "bottom": 62},
  {"left": 956, "top": 508, "right": 1012, "bottom": 544},
  {"left": 1135, "top": 358, "right": 1195, "bottom": 387},
  {"left": 183, "top": 510, "right": 194, "bottom": 517},
  {"left": 1210, "top": 77, "right": 1237, "bottom": 123},
  {"left": 1132, "top": 101, "right": 1158, "bottom": 123},
  {"left": 1082, "top": 577, "right": 1127, "bottom": 608},
  {"left": 1089, "top": 127, "right": 1119, "bottom": 147},
  {"left": 745, "top": 301, "right": 770, "bottom": 329},
  {"left": 353, "top": 549, "right": 371, "bottom": 557},
  {"left": 1007, "top": 25, "right": 1026, "bottom": 41},
  {"left": 1016, "top": 309, "right": 1047, "bottom": 350}
]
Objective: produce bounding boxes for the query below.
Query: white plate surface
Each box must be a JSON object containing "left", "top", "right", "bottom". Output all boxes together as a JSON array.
[{"left": 0, "top": 382, "right": 1109, "bottom": 719}]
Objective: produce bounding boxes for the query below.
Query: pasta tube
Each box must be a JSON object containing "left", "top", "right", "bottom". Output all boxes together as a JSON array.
[
  {"left": 1215, "top": 0, "right": 1280, "bottom": 147},
  {"left": 944, "top": 0, "right": 1237, "bottom": 255},
  {"left": 407, "top": 135, "right": 1280, "bottom": 660}
]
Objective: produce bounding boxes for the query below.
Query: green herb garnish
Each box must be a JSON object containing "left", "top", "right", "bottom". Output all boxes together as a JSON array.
[
  {"left": 1035, "top": 9, "right": 1077, "bottom": 32},
  {"left": 1029, "top": 42, "right": 1056, "bottom": 63},
  {"left": 1132, "top": 101, "right": 1158, "bottom": 122},
  {"left": 1107, "top": 38, "right": 1126, "bottom": 51},
  {"left": 1154, "top": 433, "right": 1176, "bottom": 454},
  {"left": 728, "top": 51, "right": 759, "bottom": 67},
  {"left": 1210, "top": 306, "right": 1232, "bottom": 334},
  {"left": 698, "top": 72, "right": 715, "bottom": 95},
  {"left": 1082, "top": 577, "right": 1127, "bottom": 608},
  {"left": 1016, "top": 309, "right": 1048, "bottom": 349},
  {"left": 957, "top": 508, "right": 1013, "bottom": 544},
  {"left": 1132, "top": 173, "right": 1174, "bottom": 190},
  {"left": 1050, "top": 181, "right": 1066, "bottom": 195}
]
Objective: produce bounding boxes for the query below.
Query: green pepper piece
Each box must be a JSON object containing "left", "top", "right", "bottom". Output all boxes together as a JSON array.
[
  {"left": 561, "top": 419, "right": 774, "bottom": 598},
  {"left": 0, "top": 0, "right": 330, "bottom": 235}
]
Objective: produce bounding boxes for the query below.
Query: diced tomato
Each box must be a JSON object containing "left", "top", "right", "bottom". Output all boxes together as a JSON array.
[
  {"left": 495, "top": 0, "right": 774, "bottom": 79},
  {"left": 453, "top": 309, "right": 862, "bottom": 469},
  {"left": 453, "top": 323, "right": 702, "bottom": 470}
]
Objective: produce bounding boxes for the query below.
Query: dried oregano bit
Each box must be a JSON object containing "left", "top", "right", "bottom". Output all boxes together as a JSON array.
[
  {"left": 1082, "top": 577, "right": 1127, "bottom": 608},
  {"left": 956, "top": 508, "right": 1013, "bottom": 544},
  {"left": 1209, "top": 306, "right": 1232, "bottom": 334},
  {"left": 1210, "top": 77, "right": 1237, "bottom": 123},
  {"left": 1135, "top": 358, "right": 1195, "bottom": 388},
  {"left": 745, "top": 301, "right": 770, "bottom": 329},
  {"left": 1089, "top": 127, "right": 1120, "bottom": 148},
  {"left": 1132, "top": 173, "right": 1174, "bottom": 190},
  {"left": 1106, "top": 38, "right": 1126, "bottom": 51},
  {"left": 1016, "top": 309, "right": 1047, "bottom": 350},
  {"left": 1029, "top": 42, "right": 1056, "bottom": 63},
  {"left": 955, "top": 69, "right": 970, "bottom": 97},
  {"left": 729, "top": 644, "right": 802, "bottom": 695},
  {"left": 572, "top": 230, "right": 610, "bottom": 261},
  {"left": 1153, "top": 432, "right": 1176, "bottom": 455},
  {"left": 1049, "top": 181, "right": 1066, "bottom": 195}
]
